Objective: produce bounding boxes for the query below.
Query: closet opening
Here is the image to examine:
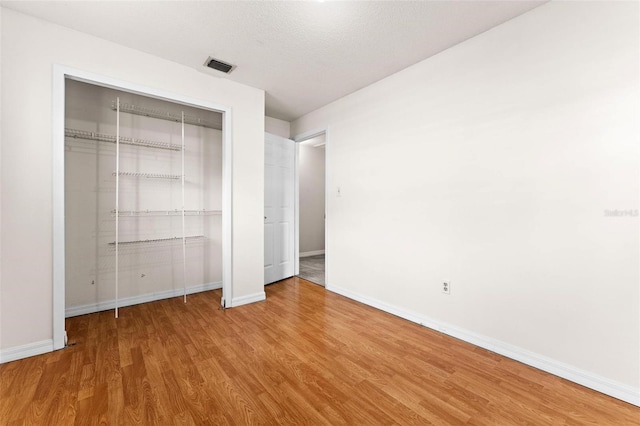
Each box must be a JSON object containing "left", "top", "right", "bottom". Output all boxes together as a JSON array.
[{"left": 53, "top": 67, "right": 233, "bottom": 350}]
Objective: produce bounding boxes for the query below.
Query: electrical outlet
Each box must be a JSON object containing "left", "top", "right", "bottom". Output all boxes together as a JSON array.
[{"left": 442, "top": 281, "right": 451, "bottom": 295}]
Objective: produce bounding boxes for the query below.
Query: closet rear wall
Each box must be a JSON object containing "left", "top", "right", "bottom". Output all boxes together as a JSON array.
[{"left": 65, "top": 80, "right": 222, "bottom": 313}]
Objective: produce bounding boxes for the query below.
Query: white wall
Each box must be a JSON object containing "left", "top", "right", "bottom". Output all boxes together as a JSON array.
[
  {"left": 0, "top": 6, "right": 4, "bottom": 356},
  {"left": 299, "top": 137, "right": 325, "bottom": 255},
  {"left": 1, "top": 8, "right": 265, "bottom": 353},
  {"left": 265, "top": 116, "right": 290, "bottom": 139},
  {"left": 292, "top": 1, "right": 639, "bottom": 403}
]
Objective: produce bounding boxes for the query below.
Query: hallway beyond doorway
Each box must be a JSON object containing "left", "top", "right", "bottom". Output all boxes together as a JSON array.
[{"left": 298, "top": 254, "right": 325, "bottom": 286}]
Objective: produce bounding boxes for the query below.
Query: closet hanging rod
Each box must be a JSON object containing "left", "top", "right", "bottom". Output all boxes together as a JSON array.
[
  {"left": 65, "top": 128, "right": 181, "bottom": 151},
  {"left": 113, "top": 171, "right": 182, "bottom": 180},
  {"left": 111, "top": 209, "right": 222, "bottom": 216},
  {"left": 108, "top": 235, "right": 206, "bottom": 246},
  {"left": 110, "top": 102, "right": 219, "bottom": 129}
]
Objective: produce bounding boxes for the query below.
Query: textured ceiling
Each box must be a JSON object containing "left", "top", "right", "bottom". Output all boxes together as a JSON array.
[{"left": 2, "top": 1, "right": 545, "bottom": 121}]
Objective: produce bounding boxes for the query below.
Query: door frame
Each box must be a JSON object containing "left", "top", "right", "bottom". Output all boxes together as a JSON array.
[
  {"left": 292, "top": 127, "right": 329, "bottom": 286},
  {"left": 52, "top": 65, "right": 233, "bottom": 350}
]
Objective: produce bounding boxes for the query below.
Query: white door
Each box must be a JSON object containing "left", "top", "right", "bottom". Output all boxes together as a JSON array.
[{"left": 264, "top": 133, "right": 295, "bottom": 284}]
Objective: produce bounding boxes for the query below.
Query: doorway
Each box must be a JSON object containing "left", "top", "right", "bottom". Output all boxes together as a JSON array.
[{"left": 296, "top": 133, "right": 326, "bottom": 286}]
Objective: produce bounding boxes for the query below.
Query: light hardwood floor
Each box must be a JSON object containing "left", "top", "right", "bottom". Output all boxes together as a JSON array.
[{"left": 1, "top": 277, "right": 638, "bottom": 425}]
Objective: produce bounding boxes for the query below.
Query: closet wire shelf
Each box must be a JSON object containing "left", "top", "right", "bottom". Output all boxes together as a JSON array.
[
  {"left": 111, "top": 102, "right": 219, "bottom": 129},
  {"left": 108, "top": 235, "right": 206, "bottom": 246},
  {"left": 112, "top": 209, "right": 222, "bottom": 217},
  {"left": 113, "top": 171, "right": 182, "bottom": 180},
  {"left": 65, "top": 128, "right": 181, "bottom": 151}
]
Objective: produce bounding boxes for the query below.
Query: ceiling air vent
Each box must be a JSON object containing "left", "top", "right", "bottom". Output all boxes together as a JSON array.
[{"left": 204, "top": 56, "right": 234, "bottom": 74}]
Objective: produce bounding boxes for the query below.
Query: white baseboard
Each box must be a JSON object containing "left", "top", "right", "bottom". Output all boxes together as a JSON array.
[
  {"left": 300, "top": 250, "right": 325, "bottom": 258},
  {"left": 326, "top": 283, "right": 640, "bottom": 407},
  {"left": 0, "top": 339, "right": 54, "bottom": 364},
  {"left": 66, "top": 281, "right": 222, "bottom": 317},
  {"left": 231, "top": 291, "right": 266, "bottom": 307}
]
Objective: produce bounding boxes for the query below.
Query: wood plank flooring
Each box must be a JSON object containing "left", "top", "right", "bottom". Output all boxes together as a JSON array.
[{"left": 1, "top": 277, "right": 638, "bottom": 425}]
